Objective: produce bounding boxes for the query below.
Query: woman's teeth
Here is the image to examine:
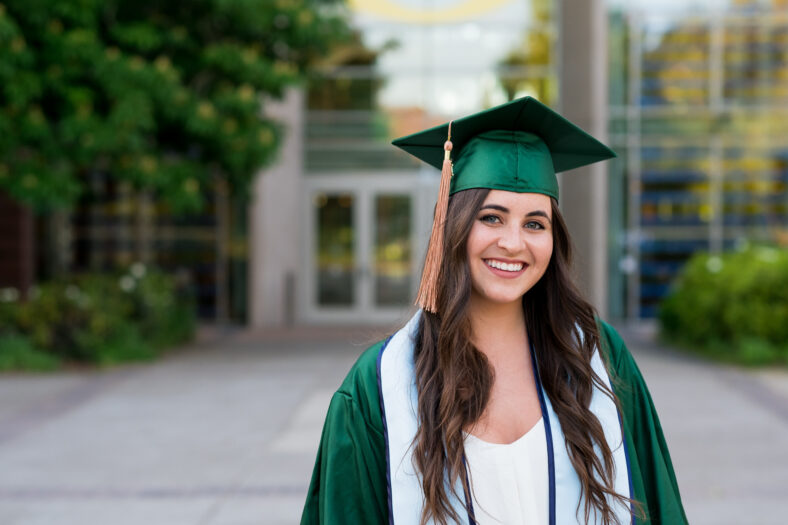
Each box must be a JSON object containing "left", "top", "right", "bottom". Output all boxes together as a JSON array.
[{"left": 485, "top": 260, "right": 524, "bottom": 272}]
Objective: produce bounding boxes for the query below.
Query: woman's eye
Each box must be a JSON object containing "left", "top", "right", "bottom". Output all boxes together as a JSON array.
[
  {"left": 525, "top": 221, "right": 545, "bottom": 230},
  {"left": 480, "top": 214, "right": 501, "bottom": 224}
]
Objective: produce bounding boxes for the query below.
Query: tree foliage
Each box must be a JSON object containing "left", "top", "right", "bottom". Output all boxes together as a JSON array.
[{"left": 0, "top": 0, "right": 350, "bottom": 212}]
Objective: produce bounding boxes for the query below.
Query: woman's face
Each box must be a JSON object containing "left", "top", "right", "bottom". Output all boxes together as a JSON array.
[{"left": 466, "top": 190, "right": 554, "bottom": 308}]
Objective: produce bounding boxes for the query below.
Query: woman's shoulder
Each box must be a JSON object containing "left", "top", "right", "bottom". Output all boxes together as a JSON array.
[
  {"left": 337, "top": 339, "right": 386, "bottom": 397},
  {"left": 595, "top": 318, "right": 638, "bottom": 376},
  {"left": 333, "top": 338, "right": 388, "bottom": 434}
]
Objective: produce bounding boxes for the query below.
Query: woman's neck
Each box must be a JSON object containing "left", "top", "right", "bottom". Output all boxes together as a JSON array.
[{"left": 467, "top": 297, "right": 527, "bottom": 360}]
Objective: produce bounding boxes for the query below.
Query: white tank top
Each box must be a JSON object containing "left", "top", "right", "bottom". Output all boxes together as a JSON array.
[{"left": 463, "top": 417, "right": 549, "bottom": 524}]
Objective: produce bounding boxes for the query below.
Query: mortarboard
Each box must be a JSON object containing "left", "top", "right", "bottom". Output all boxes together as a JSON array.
[{"left": 391, "top": 96, "right": 616, "bottom": 313}]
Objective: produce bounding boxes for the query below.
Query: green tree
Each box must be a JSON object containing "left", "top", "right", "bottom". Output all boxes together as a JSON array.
[{"left": 0, "top": 0, "right": 351, "bottom": 213}]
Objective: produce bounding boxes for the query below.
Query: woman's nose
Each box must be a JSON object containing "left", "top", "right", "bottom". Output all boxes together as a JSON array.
[{"left": 496, "top": 224, "right": 524, "bottom": 253}]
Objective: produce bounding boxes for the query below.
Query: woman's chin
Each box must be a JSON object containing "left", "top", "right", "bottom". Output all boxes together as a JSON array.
[{"left": 470, "top": 288, "right": 527, "bottom": 309}]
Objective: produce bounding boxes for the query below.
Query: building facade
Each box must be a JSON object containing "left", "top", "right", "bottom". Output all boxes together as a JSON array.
[
  {"left": 9, "top": 0, "right": 786, "bottom": 327},
  {"left": 251, "top": 0, "right": 788, "bottom": 326},
  {"left": 608, "top": 0, "right": 788, "bottom": 318},
  {"left": 249, "top": 0, "right": 614, "bottom": 326}
]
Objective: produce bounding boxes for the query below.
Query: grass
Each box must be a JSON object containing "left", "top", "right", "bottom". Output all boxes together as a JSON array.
[{"left": 0, "top": 335, "right": 61, "bottom": 372}]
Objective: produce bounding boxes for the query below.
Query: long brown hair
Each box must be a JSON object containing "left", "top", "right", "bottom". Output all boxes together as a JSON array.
[{"left": 411, "top": 188, "right": 643, "bottom": 525}]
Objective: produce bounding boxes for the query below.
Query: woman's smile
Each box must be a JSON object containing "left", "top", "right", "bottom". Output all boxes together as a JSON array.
[{"left": 483, "top": 258, "right": 528, "bottom": 277}]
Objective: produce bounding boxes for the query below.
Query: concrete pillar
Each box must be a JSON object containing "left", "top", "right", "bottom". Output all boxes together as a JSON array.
[
  {"left": 249, "top": 88, "right": 304, "bottom": 328},
  {"left": 558, "top": 0, "right": 609, "bottom": 318}
]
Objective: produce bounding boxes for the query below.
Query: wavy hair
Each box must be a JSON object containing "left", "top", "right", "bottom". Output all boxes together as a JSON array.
[{"left": 411, "top": 188, "right": 643, "bottom": 525}]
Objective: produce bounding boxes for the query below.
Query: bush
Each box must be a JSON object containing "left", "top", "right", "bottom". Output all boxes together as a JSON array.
[
  {"left": 0, "top": 265, "right": 196, "bottom": 370},
  {"left": 659, "top": 245, "right": 788, "bottom": 365},
  {"left": 123, "top": 264, "right": 196, "bottom": 349}
]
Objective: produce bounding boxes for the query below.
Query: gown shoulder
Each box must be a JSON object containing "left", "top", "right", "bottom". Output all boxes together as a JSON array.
[
  {"left": 596, "top": 319, "right": 690, "bottom": 525},
  {"left": 300, "top": 339, "right": 389, "bottom": 525}
]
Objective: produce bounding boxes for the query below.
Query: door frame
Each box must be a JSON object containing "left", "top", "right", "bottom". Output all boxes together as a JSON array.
[{"left": 299, "top": 171, "right": 435, "bottom": 325}]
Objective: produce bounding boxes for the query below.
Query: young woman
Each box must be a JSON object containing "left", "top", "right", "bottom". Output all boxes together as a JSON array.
[{"left": 301, "top": 97, "right": 687, "bottom": 525}]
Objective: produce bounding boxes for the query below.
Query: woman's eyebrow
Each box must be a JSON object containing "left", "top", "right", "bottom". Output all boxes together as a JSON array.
[
  {"left": 479, "top": 204, "right": 509, "bottom": 213},
  {"left": 526, "top": 210, "right": 552, "bottom": 223},
  {"left": 480, "top": 205, "right": 552, "bottom": 223}
]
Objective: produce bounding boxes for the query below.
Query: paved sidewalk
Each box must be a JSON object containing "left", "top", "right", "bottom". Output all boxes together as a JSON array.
[
  {"left": 0, "top": 323, "right": 786, "bottom": 525},
  {"left": 615, "top": 326, "right": 788, "bottom": 524}
]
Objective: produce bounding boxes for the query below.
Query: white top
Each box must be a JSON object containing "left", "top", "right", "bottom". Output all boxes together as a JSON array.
[{"left": 464, "top": 418, "right": 549, "bottom": 525}]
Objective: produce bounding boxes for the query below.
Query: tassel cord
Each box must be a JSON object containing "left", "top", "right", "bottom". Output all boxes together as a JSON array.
[{"left": 416, "top": 124, "right": 454, "bottom": 314}]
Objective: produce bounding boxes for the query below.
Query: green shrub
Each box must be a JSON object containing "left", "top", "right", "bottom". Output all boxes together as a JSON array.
[
  {"left": 0, "top": 334, "right": 60, "bottom": 372},
  {"left": 11, "top": 276, "right": 137, "bottom": 362},
  {"left": 122, "top": 264, "right": 195, "bottom": 349},
  {"left": 658, "top": 244, "right": 788, "bottom": 365},
  {"left": 76, "top": 322, "right": 156, "bottom": 366},
  {"left": 0, "top": 265, "right": 196, "bottom": 370}
]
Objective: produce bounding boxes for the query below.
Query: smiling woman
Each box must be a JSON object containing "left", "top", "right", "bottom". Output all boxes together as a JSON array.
[{"left": 301, "top": 97, "right": 688, "bottom": 525}]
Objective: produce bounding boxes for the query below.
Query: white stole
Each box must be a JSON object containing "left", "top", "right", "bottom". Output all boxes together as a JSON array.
[{"left": 377, "top": 311, "right": 633, "bottom": 525}]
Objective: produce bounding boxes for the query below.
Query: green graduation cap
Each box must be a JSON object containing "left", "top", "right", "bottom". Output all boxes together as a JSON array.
[
  {"left": 391, "top": 96, "right": 616, "bottom": 201},
  {"left": 392, "top": 96, "right": 616, "bottom": 313}
]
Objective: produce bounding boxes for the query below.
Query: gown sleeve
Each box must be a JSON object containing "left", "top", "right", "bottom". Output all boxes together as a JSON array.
[
  {"left": 599, "top": 321, "right": 689, "bottom": 525},
  {"left": 301, "top": 346, "right": 389, "bottom": 525}
]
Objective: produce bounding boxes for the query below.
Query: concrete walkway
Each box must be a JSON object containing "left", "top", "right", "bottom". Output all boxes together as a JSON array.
[{"left": 0, "top": 323, "right": 786, "bottom": 525}]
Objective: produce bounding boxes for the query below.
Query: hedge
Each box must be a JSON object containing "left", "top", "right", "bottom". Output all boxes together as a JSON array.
[
  {"left": 658, "top": 244, "right": 788, "bottom": 365},
  {"left": 0, "top": 264, "right": 195, "bottom": 371}
]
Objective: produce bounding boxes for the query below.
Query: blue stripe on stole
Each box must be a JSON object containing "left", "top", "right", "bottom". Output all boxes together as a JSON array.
[
  {"left": 376, "top": 334, "right": 395, "bottom": 525},
  {"left": 461, "top": 455, "right": 477, "bottom": 525},
  {"left": 618, "top": 410, "right": 636, "bottom": 525},
  {"left": 529, "top": 338, "right": 558, "bottom": 525},
  {"left": 587, "top": 349, "right": 634, "bottom": 525},
  {"left": 609, "top": 375, "right": 637, "bottom": 525}
]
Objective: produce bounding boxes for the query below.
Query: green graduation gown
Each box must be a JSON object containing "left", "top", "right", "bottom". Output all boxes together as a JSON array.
[{"left": 301, "top": 321, "right": 688, "bottom": 524}]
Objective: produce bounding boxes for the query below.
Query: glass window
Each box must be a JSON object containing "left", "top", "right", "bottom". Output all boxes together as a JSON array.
[
  {"left": 306, "top": 0, "right": 559, "bottom": 172},
  {"left": 609, "top": 3, "right": 788, "bottom": 317},
  {"left": 315, "top": 193, "right": 355, "bottom": 306},
  {"left": 374, "top": 195, "right": 412, "bottom": 306}
]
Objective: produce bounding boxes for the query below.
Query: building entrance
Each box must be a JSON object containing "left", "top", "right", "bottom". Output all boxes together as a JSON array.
[{"left": 301, "top": 174, "right": 430, "bottom": 324}]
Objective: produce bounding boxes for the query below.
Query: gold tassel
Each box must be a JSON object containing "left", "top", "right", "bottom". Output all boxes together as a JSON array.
[{"left": 416, "top": 123, "right": 453, "bottom": 314}]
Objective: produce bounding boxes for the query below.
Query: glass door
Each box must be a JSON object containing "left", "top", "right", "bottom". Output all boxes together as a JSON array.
[
  {"left": 315, "top": 193, "right": 356, "bottom": 309},
  {"left": 302, "top": 174, "right": 429, "bottom": 324},
  {"left": 373, "top": 194, "right": 412, "bottom": 308}
]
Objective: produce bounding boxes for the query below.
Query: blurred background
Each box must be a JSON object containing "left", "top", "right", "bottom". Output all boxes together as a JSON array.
[{"left": 1, "top": 0, "right": 788, "bottom": 524}]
